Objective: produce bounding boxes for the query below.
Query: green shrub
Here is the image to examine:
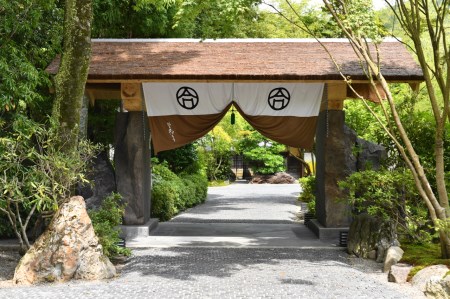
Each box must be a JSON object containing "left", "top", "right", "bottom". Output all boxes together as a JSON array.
[
  {"left": 298, "top": 176, "right": 316, "bottom": 203},
  {"left": 0, "top": 116, "right": 100, "bottom": 250},
  {"left": 180, "top": 178, "right": 197, "bottom": 208},
  {"left": 306, "top": 200, "right": 316, "bottom": 215},
  {"left": 243, "top": 145, "right": 285, "bottom": 175},
  {"left": 151, "top": 163, "right": 208, "bottom": 221},
  {"left": 156, "top": 143, "right": 201, "bottom": 175},
  {"left": 339, "top": 169, "right": 434, "bottom": 243},
  {"left": 89, "top": 193, "right": 131, "bottom": 258},
  {"left": 298, "top": 176, "right": 316, "bottom": 215},
  {"left": 182, "top": 173, "right": 208, "bottom": 204},
  {"left": 152, "top": 163, "right": 180, "bottom": 182},
  {"left": 151, "top": 181, "right": 178, "bottom": 221}
]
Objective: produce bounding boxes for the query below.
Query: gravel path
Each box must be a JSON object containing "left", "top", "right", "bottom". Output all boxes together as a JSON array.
[
  {"left": 0, "top": 183, "right": 426, "bottom": 298},
  {"left": 171, "top": 183, "right": 302, "bottom": 223},
  {"left": 0, "top": 248, "right": 425, "bottom": 298}
]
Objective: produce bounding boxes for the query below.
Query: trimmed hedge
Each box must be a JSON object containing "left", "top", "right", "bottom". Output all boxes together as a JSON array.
[{"left": 151, "top": 164, "right": 208, "bottom": 221}]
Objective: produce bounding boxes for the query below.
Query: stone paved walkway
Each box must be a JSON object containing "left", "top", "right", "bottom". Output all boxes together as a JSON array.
[{"left": 0, "top": 183, "right": 425, "bottom": 298}]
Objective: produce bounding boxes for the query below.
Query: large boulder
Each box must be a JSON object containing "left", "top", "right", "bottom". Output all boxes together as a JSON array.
[
  {"left": 78, "top": 151, "right": 117, "bottom": 210},
  {"left": 347, "top": 214, "right": 395, "bottom": 259},
  {"left": 425, "top": 275, "right": 450, "bottom": 299},
  {"left": 412, "top": 265, "right": 449, "bottom": 293},
  {"left": 13, "top": 196, "right": 116, "bottom": 285},
  {"left": 383, "top": 246, "right": 404, "bottom": 272},
  {"left": 388, "top": 263, "right": 413, "bottom": 283},
  {"left": 355, "top": 137, "right": 386, "bottom": 171}
]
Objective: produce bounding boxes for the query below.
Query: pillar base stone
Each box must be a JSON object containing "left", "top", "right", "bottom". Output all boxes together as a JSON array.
[
  {"left": 307, "top": 219, "right": 349, "bottom": 244},
  {"left": 119, "top": 218, "right": 159, "bottom": 241}
]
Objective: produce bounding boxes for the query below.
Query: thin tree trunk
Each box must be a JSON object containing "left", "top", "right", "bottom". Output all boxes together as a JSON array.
[
  {"left": 321, "top": 0, "right": 450, "bottom": 257},
  {"left": 2, "top": 204, "right": 27, "bottom": 251}
]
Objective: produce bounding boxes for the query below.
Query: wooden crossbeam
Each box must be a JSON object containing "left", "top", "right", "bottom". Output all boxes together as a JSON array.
[{"left": 121, "top": 83, "right": 145, "bottom": 111}]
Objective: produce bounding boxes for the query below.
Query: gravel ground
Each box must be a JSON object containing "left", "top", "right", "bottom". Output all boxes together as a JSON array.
[
  {"left": 0, "top": 250, "right": 21, "bottom": 288},
  {"left": 0, "top": 247, "right": 425, "bottom": 298},
  {"left": 0, "top": 184, "right": 426, "bottom": 298}
]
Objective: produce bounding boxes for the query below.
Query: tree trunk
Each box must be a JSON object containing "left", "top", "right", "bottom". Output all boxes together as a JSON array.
[
  {"left": 439, "top": 230, "right": 450, "bottom": 259},
  {"left": 53, "top": 0, "right": 93, "bottom": 153}
]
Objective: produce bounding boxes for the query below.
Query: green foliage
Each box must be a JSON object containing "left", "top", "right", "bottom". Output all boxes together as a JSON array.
[
  {"left": 233, "top": 116, "right": 286, "bottom": 175},
  {"left": 89, "top": 193, "right": 131, "bottom": 257},
  {"left": 196, "top": 109, "right": 287, "bottom": 179},
  {"left": 260, "top": 0, "right": 341, "bottom": 38},
  {"left": 306, "top": 200, "right": 316, "bottom": 216},
  {"left": 244, "top": 144, "right": 285, "bottom": 175},
  {"left": 241, "top": 133, "right": 286, "bottom": 175},
  {"left": 197, "top": 126, "right": 234, "bottom": 181},
  {"left": 151, "top": 180, "right": 178, "bottom": 221},
  {"left": 92, "top": 0, "right": 266, "bottom": 39},
  {"left": 298, "top": 176, "right": 316, "bottom": 203},
  {"left": 401, "top": 242, "right": 450, "bottom": 279},
  {"left": 157, "top": 143, "right": 201, "bottom": 174},
  {"left": 0, "top": 117, "right": 99, "bottom": 210},
  {"left": 173, "top": 0, "right": 261, "bottom": 38},
  {"left": 151, "top": 163, "right": 208, "bottom": 221},
  {"left": 87, "top": 100, "right": 121, "bottom": 145},
  {"left": 339, "top": 169, "right": 434, "bottom": 243},
  {"left": 92, "top": 0, "right": 181, "bottom": 38},
  {"left": 0, "top": 216, "right": 15, "bottom": 239},
  {"left": 344, "top": 95, "right": 450, "bottom": 191},
  {"left": 0, "top": 116, "right": 100, "bottom": 248},
  {"left": 323, "top": 0, "right": 386, "bottom": 41},
  {"left": 0, "top": 0, "right": 63, "bottom": 115},
  {"left": 298, "top": 176, "right": 316, "bottom": 215}
]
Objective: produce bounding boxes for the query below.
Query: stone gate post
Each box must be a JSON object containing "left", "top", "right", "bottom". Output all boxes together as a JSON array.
[
  {"left": 114, "top": 111, "right": 151, "bottom": 226},
  {"left": 311, "top": 83, "right": 354, "bottom": 241}
]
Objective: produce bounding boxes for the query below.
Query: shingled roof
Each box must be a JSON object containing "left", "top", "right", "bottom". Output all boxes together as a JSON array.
[{"left": 46, "top": 38, "right": 423, "bottom": 82}]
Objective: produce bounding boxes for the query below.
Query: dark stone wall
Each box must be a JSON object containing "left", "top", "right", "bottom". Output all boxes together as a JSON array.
[
  {"left": 114, "top": 112, "right": 151, "bottom": 225},
  {"left": 315, "top": 110, "right": 355, "bottom": 227},
  {"left": 356, "top": 138, "right": 386, "bottom": 171}
]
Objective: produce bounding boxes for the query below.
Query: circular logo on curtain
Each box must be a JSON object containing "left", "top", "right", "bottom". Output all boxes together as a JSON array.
[
  {"left": 268, "top": 88, "right": 290, "bottom": 111},
  {"left": 176, "top": 87, "right": 199, "bottom": 110}
]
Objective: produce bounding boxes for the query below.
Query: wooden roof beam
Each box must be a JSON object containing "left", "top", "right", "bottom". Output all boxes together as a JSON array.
[
  {"left": 347, "top": 83, "right": 387, "bottom": 103},
  {"left": 85, "top": 83, "right": 121, "bottom": 106}
]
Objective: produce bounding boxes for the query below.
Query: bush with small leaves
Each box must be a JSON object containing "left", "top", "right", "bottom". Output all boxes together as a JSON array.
[
  {"left": 339, "top": 169, "right": 434, "bottom": 243},
  {"left": 89, "top": 193, "right": 131, "bottom": 258},
  {"left": 151, "top": 163, "right": 208, "bottom": 221}
]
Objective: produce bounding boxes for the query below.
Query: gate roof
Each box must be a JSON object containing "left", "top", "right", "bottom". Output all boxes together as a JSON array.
[{"left": 46, "top": 38, "right": 423, "bottom": 83}]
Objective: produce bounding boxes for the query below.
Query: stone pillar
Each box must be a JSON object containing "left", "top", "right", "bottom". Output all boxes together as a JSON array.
[
  {"left": 315, "top": 89, "right": 355, "bottom": 228},
  {"left": 114, "top": 111, "right": 151, "bottom": 225}
]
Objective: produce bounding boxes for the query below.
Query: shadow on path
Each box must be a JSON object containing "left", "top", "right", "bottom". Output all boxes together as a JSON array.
[{"left": 122, "top": 247, "right": 349, "bottom": 281}]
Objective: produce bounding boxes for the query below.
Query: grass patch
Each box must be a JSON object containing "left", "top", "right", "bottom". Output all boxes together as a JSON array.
[
  {"left": 208, "top": 180, "right": 230, "bottom": 187},
  {"left": 401, "top": 242, "right": 450, "bottom": 280}
]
